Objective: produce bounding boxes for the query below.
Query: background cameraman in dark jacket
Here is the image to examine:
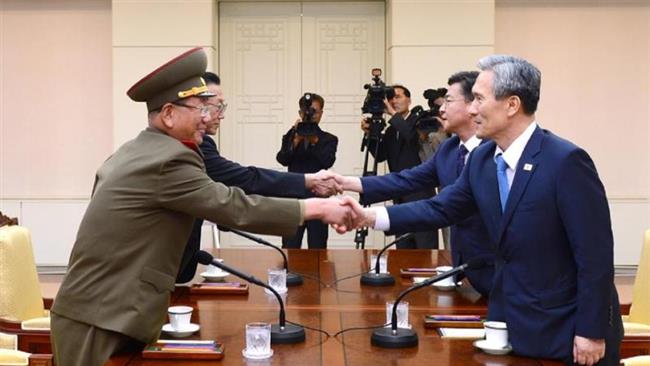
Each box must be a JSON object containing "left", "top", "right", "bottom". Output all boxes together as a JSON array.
[
  {"left": 362, "top": 85, "right": 437, "bottom": 249},
  {"left": 277, "top": 93, "right": 338, "bottom": 248}
]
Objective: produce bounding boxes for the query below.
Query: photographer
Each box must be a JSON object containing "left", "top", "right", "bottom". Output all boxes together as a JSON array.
[
  {"left": 362, "top": 85, "right": 437, "bottom": 249},
  {"left": 416, "top": 87, "right": 450, "bottom": 162},
  {"left": 277, "top": 93, "right": 338, "bottom": 249}
]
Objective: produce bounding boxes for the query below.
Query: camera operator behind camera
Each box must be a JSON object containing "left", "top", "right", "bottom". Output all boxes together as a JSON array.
[
  {"left": 361, "top": 84, "right": 438, "bottom": 249},
  {"left": 413, "top": 87, "right": 450, "bottom": 161},
  {"left": 277, "top": 93, "right": 338, "bottom": 249}
]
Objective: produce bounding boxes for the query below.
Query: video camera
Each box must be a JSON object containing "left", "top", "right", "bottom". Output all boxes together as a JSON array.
[
  {"left": 414, "top": 88, "right": 447, "bottom": 134},
  {"left": 423, "top": 88, "right": 447, "bottom": 108},
  {"left": 362, "top": 68, "right": 395, "bottom": 116},
  {"left": 296, "top": 93, "right": 320, "bottom": 137},
  {"left": 361, "top": 68, "right": 391, "bottom": 141}
]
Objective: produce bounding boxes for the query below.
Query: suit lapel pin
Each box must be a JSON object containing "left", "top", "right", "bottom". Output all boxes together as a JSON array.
[{"left": 523, "top": 163, "right": 533, "bottom": 171}]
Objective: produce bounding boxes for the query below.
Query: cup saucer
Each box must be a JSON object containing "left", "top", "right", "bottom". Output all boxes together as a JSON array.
[
  {"left": 473, "top": 339, "right": 512, "bottom": 355},
  {"left": 200, "top": 271, "right": 229, "bottom": 282},
  {"left": 242, "top": 348, "right": 274, "bottom": 360},
  {"left": 161, "top": 323, "right": 200, "bottom": 338}
]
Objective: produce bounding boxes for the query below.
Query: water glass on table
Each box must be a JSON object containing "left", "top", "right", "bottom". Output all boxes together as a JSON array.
[
  {"left": 243, "top": 322, "right": 273, "bottom": 359},
  {"left": 265, "top": 268, "right": 287, "bottom": 295},
  {"left": 385, "top": 301, "right": 411, "bottom": 329}
]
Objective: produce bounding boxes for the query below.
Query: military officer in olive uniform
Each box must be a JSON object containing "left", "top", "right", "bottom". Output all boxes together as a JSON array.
[{"left": 50, "top": 47, "right": 354, "bottom": 366}]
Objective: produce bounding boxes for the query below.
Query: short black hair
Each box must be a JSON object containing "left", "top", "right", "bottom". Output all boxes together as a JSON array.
[
  {"left": 447, "top": 71, "right": 479, "bottom": 101},
  {"left": 299, "top": 93, "right": 325, "bottom": 110},
  {"left": 202, "top": 72, "right": 221, "bottom": 85},
  {"left": 392, "top": 84, "right": 411, "bottom": 98}
]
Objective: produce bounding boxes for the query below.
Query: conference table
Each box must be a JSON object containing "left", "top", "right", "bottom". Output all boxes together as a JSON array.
[{"left": 104, "top": 248, "right": 567, "bottom": 366}]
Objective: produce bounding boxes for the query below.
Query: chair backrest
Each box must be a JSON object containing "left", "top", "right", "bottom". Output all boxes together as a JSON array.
[
  {"left": 628, "top": 229, "right": 650, "bottom": 324},
  {"left": 0, "top": 332, "right": 18, "bottom": 350},
  {"left": 0, "top": 226, "right": 45, "bottom": 321}
]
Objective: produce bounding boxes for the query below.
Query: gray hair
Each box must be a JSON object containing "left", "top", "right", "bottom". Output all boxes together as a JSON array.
[{"left": 477, "top": 55, "right": 541, "bottom": 115}]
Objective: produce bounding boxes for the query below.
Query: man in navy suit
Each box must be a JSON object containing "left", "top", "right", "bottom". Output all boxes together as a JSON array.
[
  {"left": 344, "top": 56, "right": 622, "bottom": 365},
  {"left": 176, "top": 72, "right": 341, "bottom": 282},
  {"left": 334, "top": 71, "right": 494, "bottom": 297}
]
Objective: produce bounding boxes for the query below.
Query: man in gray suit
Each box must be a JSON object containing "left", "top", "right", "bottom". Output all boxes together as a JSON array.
[{"left": 50, "top": 47, "right": 354, "bottom": 366}]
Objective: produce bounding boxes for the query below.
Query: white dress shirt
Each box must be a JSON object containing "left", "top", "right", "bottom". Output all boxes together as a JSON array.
[
  {"left": 461, "top": 135, "right": 482, "bottom": 164},
  {"left": 493, "top": 121, "right": 538, "bottom": 188}
]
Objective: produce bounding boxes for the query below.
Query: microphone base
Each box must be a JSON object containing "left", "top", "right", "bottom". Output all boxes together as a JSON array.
[
  {"left": 286, "top": 272, "right": 303, "bottom": 287},
  {"left": 271, "top": 323, "right": 306, "bottom": 344},
  {"left": 371, "top": 327, "right": 418, "bottom": 348},
  {"left": 360, "top": 272, "right": 395, "bottom": 286}
]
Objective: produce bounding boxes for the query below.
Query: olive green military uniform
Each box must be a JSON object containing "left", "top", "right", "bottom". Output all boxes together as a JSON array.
[{"left": 50, "top": 47, "right": 303, "bottom": 366}]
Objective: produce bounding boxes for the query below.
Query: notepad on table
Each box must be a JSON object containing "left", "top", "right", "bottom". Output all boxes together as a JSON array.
[
  {"left": 437, "top": 327, "right": 485, "bottom": 339},
  {"left": 143, "top": 339, "right": 224, "bottom": 360}
]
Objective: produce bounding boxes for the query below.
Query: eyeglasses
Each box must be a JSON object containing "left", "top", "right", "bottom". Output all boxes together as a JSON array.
[
  {"left": 172, "top": 102, "right": 211, "bottom": 117},
  {"left": 443, "top": 97, "right": 466, "bottom": 105},
  {"left": 206, "top": 102, "right": 228, "bottom": 115}
]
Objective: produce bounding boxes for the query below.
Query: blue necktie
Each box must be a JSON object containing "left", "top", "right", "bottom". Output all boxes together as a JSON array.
[
  {"left": 495, "top": 153, "right": 509, "bottom": 212},
  {"left": 456, "top": 145, "right": 469, "bottom": 177}
]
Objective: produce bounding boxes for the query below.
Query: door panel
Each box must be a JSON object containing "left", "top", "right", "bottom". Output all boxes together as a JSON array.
[{"left": 218, "top": 2, "right": 385, "bottom": 249}]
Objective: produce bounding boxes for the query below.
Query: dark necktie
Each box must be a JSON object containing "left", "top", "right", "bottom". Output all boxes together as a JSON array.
[
  {"left": 456, "top": 144, "right": 469, "bottom": 177},
  {"left": 495, "top": 153, "right": 510, "bottom": 212}
]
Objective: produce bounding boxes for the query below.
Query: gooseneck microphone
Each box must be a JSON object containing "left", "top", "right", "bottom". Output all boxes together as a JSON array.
[
  {"left": 360, "top": 233, "right": 415, "bottom": 286},
  {"left": 196, "top": 250, "right": 306, "bottom": 344},
  {"left": 371, "top": 257, "right": 491, "bottom": 348},
  {"left": 218, "top": 226, "right": 303, "bottom": 286}
]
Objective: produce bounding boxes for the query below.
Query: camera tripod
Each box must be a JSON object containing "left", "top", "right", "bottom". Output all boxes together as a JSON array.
[{"left": 354, "top": 116, "right": 385, "bottom": 249}]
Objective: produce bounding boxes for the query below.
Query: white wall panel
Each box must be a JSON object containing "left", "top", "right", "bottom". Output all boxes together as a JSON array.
[
  {"left": 610, "top": 199, "right": 650, "bottom": 265},
  {"left": 389, "top": 0, "right": 494, "bottom": 47},
  {"left": 0, "top": 0, "right": 112, "bottom": 198},
  {"left": 15, "top": 200, "right": 89, "bottom": 266},
  {"left": 113, "top": 0, "right": 214, "bottom": 47}
]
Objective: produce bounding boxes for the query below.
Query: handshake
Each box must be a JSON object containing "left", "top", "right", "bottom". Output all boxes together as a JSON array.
[{"left": 302, "top": 170, "right": 375, "bottom": 233}]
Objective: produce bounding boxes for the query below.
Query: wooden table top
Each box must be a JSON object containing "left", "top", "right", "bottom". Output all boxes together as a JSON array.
[{"left": 102, "top": 248, "right": 569, "bottom": 365}]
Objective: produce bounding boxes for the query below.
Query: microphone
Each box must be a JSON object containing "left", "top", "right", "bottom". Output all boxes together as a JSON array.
[
  {"left": 218, "top": 226, "right": 303, "bottom": 286},
  {"left": 371, "top": 257, "right": 491, "bottom": 348},
  {"left": 196, "top": 250, "right": 306, "bottom": 344},
  {"left": 360, "top": 233, "right": 415, "bottom": 286}
]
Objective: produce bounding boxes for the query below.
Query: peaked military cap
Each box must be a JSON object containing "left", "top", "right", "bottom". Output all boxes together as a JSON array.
[{"left": 127, "top": 47, "right": 215, "bottom": 112}]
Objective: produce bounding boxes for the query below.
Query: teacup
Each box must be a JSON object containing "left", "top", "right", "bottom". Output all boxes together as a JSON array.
[
  {"left": 207, "top": 258, "right": 225, "bottom": 274},
  {"left": 483, "top": 321, "right": 508, "bottom": 348},
  {"left": 168, "top": 305, "right": 193, "bottom": 331},
  {"left": 433, "top": 266, "right": 455, "bottom": 287}
]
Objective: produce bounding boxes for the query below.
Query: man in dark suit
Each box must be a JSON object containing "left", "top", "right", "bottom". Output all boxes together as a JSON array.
[
  {"left": 50, "top": 48, "right": 356, "bottom": 366},
  {"left": 362, "top": 85, "right": 437, "bottom": 249},
  {"left": 176, "top": 74, "right": 341, "bottom": 282},
  {"left": 277, "top": 93, "right": 338, "bottom": 249},
  {"left": 345, "top": 55, "right": 622, "bottom": 365},
  {"left": 335, "top": 71, "right": 494, "bottom": 297}
]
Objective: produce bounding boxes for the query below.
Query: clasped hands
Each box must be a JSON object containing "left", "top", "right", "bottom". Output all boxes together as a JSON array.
[
  {"left": 304, "top": 170, "right": 374, "bottom": 233},
  {"left": 305, "top": 170, "right": 343, "bottom": 197},
  {"left": 304, "top": 196, "right": 372, "bottom": 234}
]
